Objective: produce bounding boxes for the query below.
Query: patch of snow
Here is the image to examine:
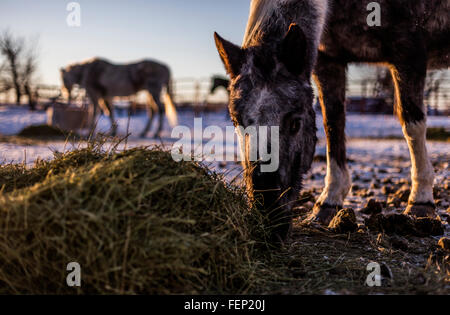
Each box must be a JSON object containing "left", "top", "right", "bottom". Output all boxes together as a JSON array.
[{"left": 0, "top": 106, "right": 448, "bottom": 167}]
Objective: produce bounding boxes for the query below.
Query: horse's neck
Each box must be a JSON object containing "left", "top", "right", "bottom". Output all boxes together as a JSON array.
[
  {"left": 243, "top": 0, "right": 328, "bottom": 48},
  {"left": 72, "top": 66, "right": 84, "bottom": 85}
]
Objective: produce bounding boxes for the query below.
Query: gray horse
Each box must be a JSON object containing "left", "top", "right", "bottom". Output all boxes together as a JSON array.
[
  {"left": 61, "top": 57, "right": 178, "bottom": 137},
  {"left": 215, "top": 0, "right": 449, "bottom": 241}
]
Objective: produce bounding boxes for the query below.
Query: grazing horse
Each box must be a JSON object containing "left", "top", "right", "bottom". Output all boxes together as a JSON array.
[
  {"left": 214, "top": 0, "right": 450, "bottom": 241},
  {"left": 61, "top": 58, "right": 178, "bottom": 137},
  {"left": 210, "top": 76, "right": 230, "bottom": 95}
]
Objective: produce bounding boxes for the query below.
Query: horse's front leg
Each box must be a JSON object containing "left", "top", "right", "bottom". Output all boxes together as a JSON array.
[
  {"left": 140, "top": 92, "right": 157, "bottom": 138},
  {"left": 86, "top": 90, "right": 101, "bottom": 136},
  {"left": 148, "top": 87, "right": 164, "bottom": 138},
  {"left": 390, "top": 58, "right": 436, "bottom": 217},
  {"left": 310, "top": 53, "right": 351, "bottom": 225},
  {"left": 103, "top": 97, "right": 117, "bottom": 136}
]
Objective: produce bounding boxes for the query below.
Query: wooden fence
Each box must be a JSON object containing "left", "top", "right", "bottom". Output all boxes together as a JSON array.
[{"left": 0, "top": 77, "right": 448, "bottom": 114}]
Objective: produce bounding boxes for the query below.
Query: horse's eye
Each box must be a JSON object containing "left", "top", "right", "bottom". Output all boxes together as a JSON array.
[{"left": 290, "top": 118, "right": 301, "bottom": 135}]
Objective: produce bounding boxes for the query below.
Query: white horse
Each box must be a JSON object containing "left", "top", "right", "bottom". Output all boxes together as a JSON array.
[{"left": 61, "top": 57, "right": 178, "bottom": 137}]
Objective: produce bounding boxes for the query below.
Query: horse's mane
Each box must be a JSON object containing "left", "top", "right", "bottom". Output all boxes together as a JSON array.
[
  {"left": 243, "top": 0, "right": 329, "bottom": 48},
  {"left": 64, "top": 57, "right": 107, "bottom": 71},
  {"left": 243, "top": 0, "right": 280, "bottom": 48}
]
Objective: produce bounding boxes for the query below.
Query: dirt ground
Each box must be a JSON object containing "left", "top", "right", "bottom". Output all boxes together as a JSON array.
[
  {"left": 254, "top": 148, "right": 450, "bottom": 294},
  {"left": 0, "top": 117, "right": 448, "bottom": 294}
]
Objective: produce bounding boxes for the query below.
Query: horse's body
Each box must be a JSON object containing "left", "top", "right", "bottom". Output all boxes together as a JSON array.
[
  {"left": 215, "top": 0, "right": 450, "bottom": 241},
  {"left": 61, "top": 58, "right": 178, "bottom": 137}
]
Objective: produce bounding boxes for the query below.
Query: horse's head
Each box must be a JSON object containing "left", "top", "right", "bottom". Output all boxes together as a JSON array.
[
  {"left": 214, "top": 24, "right": 317, "bottom": 241},
  {"left": 60, "top": 66, "right": 81, "bottom": 103}
]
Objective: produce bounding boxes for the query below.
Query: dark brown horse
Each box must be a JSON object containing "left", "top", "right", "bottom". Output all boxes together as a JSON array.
[
  {"left": 210, "top": 76, "right": 230, "bottom": 95},
  {"left": 215, "top": 0, "right": 450, "bottom": 241}
]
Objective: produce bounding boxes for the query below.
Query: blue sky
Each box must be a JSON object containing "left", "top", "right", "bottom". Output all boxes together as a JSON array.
[{"left": 0, "top": 0, "right": 251, "bottom": 85}]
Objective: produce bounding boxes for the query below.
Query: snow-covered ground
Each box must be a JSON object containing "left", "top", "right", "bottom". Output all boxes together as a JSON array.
[
  {"left": 0, "top": 105, "right": 448, "bottom": 166},
  {"left": 0, "top": 105, "right": 448, "bottom": 138},
  {"left": 1, "top": 105, "right": 448, "bottom": 233}
]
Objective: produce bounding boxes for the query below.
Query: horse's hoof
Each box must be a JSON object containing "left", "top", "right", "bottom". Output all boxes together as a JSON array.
[
  {"left": 139, "top": 133, "right": 147, "bottom": 139},
  {"left": 308, "top": 204, "right": 340, "bottom": 226},
  {"left": 403, "top": 202, "right": 437, "bottom": 218}
]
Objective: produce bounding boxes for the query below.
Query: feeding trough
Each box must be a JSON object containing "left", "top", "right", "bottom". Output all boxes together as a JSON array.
[{"left": 46, "top": 102, "right": 92, "bottom": 132}]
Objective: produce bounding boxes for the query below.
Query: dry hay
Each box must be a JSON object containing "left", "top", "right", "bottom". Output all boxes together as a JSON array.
[
  {"left": 17, "top": 124, "right": 68, "bottom": 139},
  {"left": 0, "top": 140, "right": 448, "bottom": 295},
  {"left": 0, "top": 143, "right": 269, "bottom": 294},
  {"left": 426, "top": 127, "right": 450, "bottom": 142}
]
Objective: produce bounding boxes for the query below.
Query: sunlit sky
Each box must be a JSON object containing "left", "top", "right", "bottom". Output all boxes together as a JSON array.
[
  {"left": 0, "top": 0, "right": 387, "bottom": 88},
  {"left": 0, "top": 0, "right": 253, "bottom": 85}
]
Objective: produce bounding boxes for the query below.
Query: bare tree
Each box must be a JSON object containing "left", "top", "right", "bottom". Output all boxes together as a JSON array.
[
  {"left": 0, "top": 30, "right": 24, "bottom": 104},
  {"left": 0, "top": 62, "right": 12, "bottom": 93},
  {"left": 0, "top": 30, "right": 40, "bottom": 109},
  {"left": 373, "top": 67, "right": 394, "bottom": 100},
  {"left": 19, "top": 46, "right": 39, "bottom": 110},
  {"left": 372, "top": 68, "right": 449, "bottom": 115},
  {"left": 424, "top": 70, "right": 450, "bottom": 114}
]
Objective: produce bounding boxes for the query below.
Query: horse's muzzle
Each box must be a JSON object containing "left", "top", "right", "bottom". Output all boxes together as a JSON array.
[{"left": 251, "top": 169, "right": 292, "bottom": 243}]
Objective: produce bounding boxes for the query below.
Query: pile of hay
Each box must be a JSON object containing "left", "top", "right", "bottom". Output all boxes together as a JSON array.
[
  {"left": 17, "top": 124, "right": 69, "bottom": 139},
  {"left": 0, "top": 144, "right": 268, "bottom": 294},
  {"left": 427, "top": 127, "right": 450, "bottom": 142}
]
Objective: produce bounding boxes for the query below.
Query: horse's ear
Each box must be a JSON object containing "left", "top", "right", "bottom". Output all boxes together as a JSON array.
[
  {"left": 214, "top": 32, "right": 244, "bottom": 79},
  {"left": 279, "top": 24, "right": 308, "bottom": 76}
]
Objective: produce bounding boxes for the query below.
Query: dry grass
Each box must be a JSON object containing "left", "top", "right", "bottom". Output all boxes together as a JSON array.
[
  {"left": 378, "top": 127, "right": 450, "bottom": 142},
  {"left": 426, "top": 127, "right": 450, "bottom": 142},
  {"left": 0, "top": 139, "right": 447, "bottom": 295},
  {"left": 0, "top": 142, "right": 270, "bottom": 294},
  {"left": 17, "top": 124, "right": 68, "bottom": 139},
  {"left": 0, "top": 124, "right": 81, "bottom": 146}
]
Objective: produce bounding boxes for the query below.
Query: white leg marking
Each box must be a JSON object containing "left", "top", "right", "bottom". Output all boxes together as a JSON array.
[
  {"left": 402, "top": 120, "right": 435, "bottom": 204},
  {"left": 316, "top": 157, "right": 351, "bottom": 207}
]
